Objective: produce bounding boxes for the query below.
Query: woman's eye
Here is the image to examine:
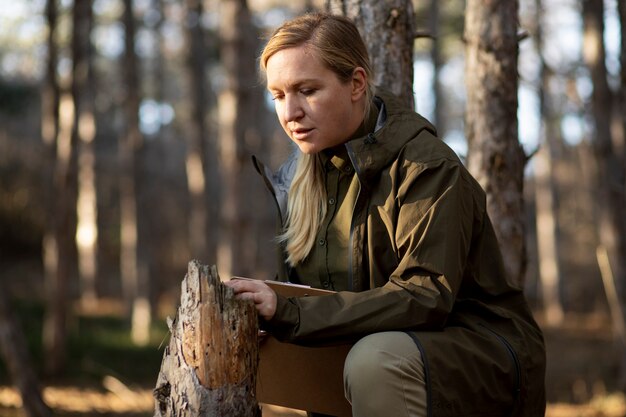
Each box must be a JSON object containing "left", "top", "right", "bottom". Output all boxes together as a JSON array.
[
  {"left": 300, "top": 89, "right": 315, "bottom": 96},
  {"left": 272, "top": 94, "right": 284, "bottom": 101}
]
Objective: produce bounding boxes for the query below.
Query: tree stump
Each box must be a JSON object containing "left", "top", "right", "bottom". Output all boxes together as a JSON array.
[{"left": 153, "top": 261, "right": 261, "bottom": 417}]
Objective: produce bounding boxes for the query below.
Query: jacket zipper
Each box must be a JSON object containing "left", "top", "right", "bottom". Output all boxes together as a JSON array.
[{"left": 479, "top": 323, "right": 522, "bottom": 414}]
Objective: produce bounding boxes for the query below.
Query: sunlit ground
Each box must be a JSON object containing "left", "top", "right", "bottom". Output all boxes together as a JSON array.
[{"left": 1, "top": 386, "right": 625, "bottom": 417}]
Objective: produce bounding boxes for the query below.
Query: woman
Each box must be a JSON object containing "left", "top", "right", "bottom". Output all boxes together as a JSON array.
[{"left": 225, "top": 12, "right": 546, "bottom": 417}]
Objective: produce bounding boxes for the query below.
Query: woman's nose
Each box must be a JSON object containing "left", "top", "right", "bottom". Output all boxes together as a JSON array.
[{"left": 283, "top": 96, "right": 304, "bottom": 122}]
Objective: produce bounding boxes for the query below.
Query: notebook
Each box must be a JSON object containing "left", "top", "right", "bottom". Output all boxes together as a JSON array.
[{"left": 231, "top": 277, "right": 352, "bottom": 417}]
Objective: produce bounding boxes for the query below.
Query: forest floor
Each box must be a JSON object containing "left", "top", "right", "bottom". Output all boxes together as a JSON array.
[{"left": 0, "top": 298, "right": 624, "bottom": 417}]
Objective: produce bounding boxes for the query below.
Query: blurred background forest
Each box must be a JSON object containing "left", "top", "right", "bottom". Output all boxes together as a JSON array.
[{"left": 0, "top": 0, "right": 625, "bottom": 416}]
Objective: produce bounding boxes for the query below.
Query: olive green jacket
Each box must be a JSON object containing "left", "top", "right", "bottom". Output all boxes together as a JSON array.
[{"left": 253, "top": 91, "right": 546, "bottom": 417}]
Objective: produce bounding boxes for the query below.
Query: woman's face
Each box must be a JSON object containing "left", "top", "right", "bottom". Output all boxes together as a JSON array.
[{"left": 265, "top": 45, "right": 367, "bottom": 154}]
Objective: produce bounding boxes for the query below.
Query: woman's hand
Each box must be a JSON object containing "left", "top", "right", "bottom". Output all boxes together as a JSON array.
[{"left": 224, "top": 279, "right": 278, "bottom": 321}]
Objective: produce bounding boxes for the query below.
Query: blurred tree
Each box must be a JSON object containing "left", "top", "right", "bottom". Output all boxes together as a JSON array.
[
  {"left": 534, "top": 0, "right": 563, "bottom": 326},
  {"left": 413, "top": 0, "right": 465, "bottom": 140},
  {"left": 0, "top": 282, "right": 52, "bottom": 417},
  {"left": 183, "top": 0, "right": 216, "bottom": 263},
  {"left": 72, "top": 0, "right": 99, "bottom": 307},
  {"left": 582, "top": 0, "right": 626, "bottom": 302},
  {"left": 40, "top": 0, "right": 61, "bottom": 373},
  {"left": 617, "top": 0, "right": 626, "bottom": 171},
  {"left": 120, "top": 0, "right": 151, "bottom": 346},
  {"left": 428, "top": 0, "right": 442, "bottom": 131},
  {"left": 582, "top": 0, "right": 626, "bottom": 389},
  {"left": 218, "top": 0, "right": 269, "bottom": 279},
  {"left": 464, "top": 0, "right": 527, "bottom": 287},
  {"left": 40, "top": 0, "right": 60, "bottom": 150},
  {"left": 326, "top": 0, "right": 416, "bottom": 109},
  {"left": 42, "top": 0, "right": 79, "bottom": 375}
]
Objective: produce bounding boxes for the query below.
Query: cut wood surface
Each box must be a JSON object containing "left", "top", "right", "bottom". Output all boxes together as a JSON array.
[{"left": 153, "top": 260, "right": 260, "bottom": 417}]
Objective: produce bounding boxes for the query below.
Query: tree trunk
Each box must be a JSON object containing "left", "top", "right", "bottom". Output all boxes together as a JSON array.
[
  {"left": 464, "top": 0, "right": 527, "bottom": 288},
  {"left": 43, "top": 92, "right": 77, "bottom": 376},
  {"left": 153, "top": 261, "right": 260, "bottom": 417},
  {"left": 183, "top": 0, "right": 214, "bottom": 262},
  {"left": 0, "top": 283, "right": 52, "bottom": 417},
  {"left": 40, "top": 0, "right": 62, "bottom": 375},
  {"left": 41, "top": 0, "right": 59, "bottom": 150},
  {"left": 326, "top": 0, "right": 415, "bottom": 109},
  {"left": 582, "top": 0, "right": 626, "bottom": 390},
  {"left": 534, "top": 0, "right": 563, "bottom": 325},
  {"left": 218, "top": 0, "right": 267, "bottom": 279},
  {"left": 617, "top": 1, "right": 626, "bottom": 175},
  {"left": 582, "top": 0, "right": 626, "bottom": 301},
  {"left": 429, "top": 0, "right": 443, "bottom": 131},
  {"left": 72, "top": 0, "right": 99, "bottom": 306},
  {"left": 121, "top": 0, "right": 151, "bottom": 346},
  {"left": 43, "top": 0, "right": 80, "bottom": 376}
]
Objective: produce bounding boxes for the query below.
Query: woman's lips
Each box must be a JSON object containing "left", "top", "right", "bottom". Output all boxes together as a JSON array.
[{"left": 291, "top": 128, "right": 314, "bottom": 140}]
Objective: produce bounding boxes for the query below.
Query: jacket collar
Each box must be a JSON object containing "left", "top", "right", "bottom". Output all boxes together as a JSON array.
[{"left": 345, "top": 89, "right": 437, "bottom": 186}]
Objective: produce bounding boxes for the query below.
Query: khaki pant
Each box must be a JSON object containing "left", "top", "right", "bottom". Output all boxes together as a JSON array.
[{"left": 343, "top": 332, "right": 427, "bottom": 417}]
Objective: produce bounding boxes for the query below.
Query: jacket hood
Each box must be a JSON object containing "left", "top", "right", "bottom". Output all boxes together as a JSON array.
[{"left": 345, "top": 89, "right": 437, "bottom": 185}]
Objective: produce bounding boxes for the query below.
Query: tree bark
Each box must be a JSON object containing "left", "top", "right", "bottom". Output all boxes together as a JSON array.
[
  {"left": 327, "top": 0, "right": 416, "bottom": 109},
  {"left": 0, "top": 283, "right": 52, "bottom": 417},
  {"left": 464, "top": 0, "right": 527, "bottom": 288},
  {"left": 153, "top": 261, "right": 260, "bottom": 417}
]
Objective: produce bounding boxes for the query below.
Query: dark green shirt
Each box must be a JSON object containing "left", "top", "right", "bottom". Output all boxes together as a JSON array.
[{"left": 294, "top": 109, "right": 378, "bottom": 291}]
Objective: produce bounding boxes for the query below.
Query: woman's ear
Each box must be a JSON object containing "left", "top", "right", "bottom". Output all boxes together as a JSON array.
[{"left": 351, "top": 67, "right": 368, "bottom": 102}]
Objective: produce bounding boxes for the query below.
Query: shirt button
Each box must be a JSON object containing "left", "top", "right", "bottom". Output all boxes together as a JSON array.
[
  {"left": 328, "top": 198, "right": 336, "bottom": 205},
  {"left": 318, "top": 239, "right": 326, "bottom": 246},
  {"left": 322, "top": 281, "right": 330, "bottom": 289},
  {"left": 344, "top": 166, "right": 353, "bottom": 173}
]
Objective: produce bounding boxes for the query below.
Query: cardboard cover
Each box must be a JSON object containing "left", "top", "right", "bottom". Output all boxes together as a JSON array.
[{"left": 232, "top": 278, "right": 353, "bottom": 416}]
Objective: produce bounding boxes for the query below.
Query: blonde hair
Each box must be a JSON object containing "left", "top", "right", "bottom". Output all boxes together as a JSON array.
[{"left": 260, "top": 13, "right": 374, "bottom": 266}]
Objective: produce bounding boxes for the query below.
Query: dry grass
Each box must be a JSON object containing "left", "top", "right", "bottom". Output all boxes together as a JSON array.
[{"left": 1, "top": 385, "right": 625, "bottom": 417}]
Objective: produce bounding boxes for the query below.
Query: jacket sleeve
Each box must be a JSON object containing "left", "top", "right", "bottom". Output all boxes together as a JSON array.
[{"left": 263, "top": 157, "right": 479, "bottom": 345}]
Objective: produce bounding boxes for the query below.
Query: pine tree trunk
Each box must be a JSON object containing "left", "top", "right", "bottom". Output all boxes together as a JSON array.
[
  {"left": 120, "top": 0, "right": 152, "bottom": 346},
  {"left": 72, "top": 0, "right": 99, "bottom": 306},
  {"left": 0, "top": 283, "right": 52, "bottom": 417},
  {"left": 40, "top": 0, "right": 63, "bottom": 376},
  {"left": 153, "top": 261, "right": 260, "bottom": 417},
  {"left": 534, "top": 0, "right": 563, "bottom": 325},
  {"left": 617, "top": 1, "right": 626, "bottom": 172},
  {"left": 218, "top": 0, "right": 267, "bottom": 279},
  {"left": 184, "top": 0, "right": 212, "bottom": 262},
  {"left": 582, "top": 0, "right": 626, "bottom": 300},
  {"left": 534, "top": 116, "right": 563, "bottom": 325},
  {"left": 429, "top": 0, "right": 443, "bottom": 131},
  {"left": 582, "top": 0, "right": 626, "bottom": 390},
  {"left": 327, "top": 0, "right": 415, "bottom": 109},
  {"left": 43, "top": 93, "right": 77, "bottom": 375},
  {"left": 464, "top": 0, "right": 527, "bottom": 287}
]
